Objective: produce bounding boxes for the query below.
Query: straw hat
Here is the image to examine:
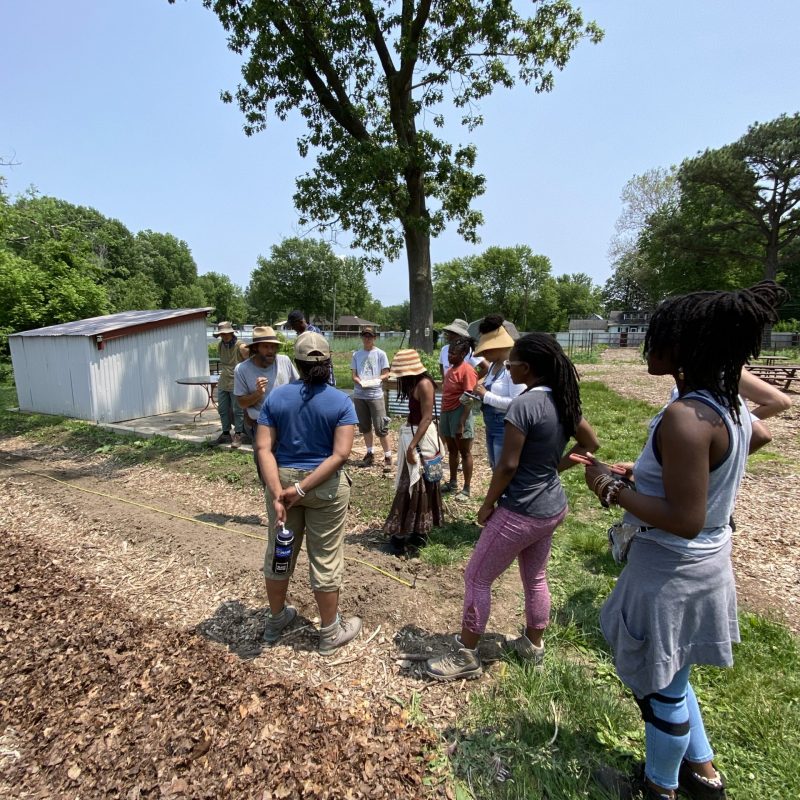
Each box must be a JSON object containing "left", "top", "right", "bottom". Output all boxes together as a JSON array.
[
  {"left": 442, "top": 318, "right": 470, "bottom": 338},
  {"left": 389, "top": 349, "right": 426, "bottom": 378},
  {"left": 248, "top": 325, "right": 280, "bottom": 344},
  {"left": 295, "top": 331, "right": 331, "bottom": 362},
  {"left": 212, "top": 321, "right": 235, "bottom": 337},
  {"left": 474, "top": 325, "right": 515, "bottom": 355}
]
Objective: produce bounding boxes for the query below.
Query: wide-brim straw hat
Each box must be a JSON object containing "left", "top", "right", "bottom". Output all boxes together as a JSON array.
[
  {"left": 212, "top": 321, "right": 235, "bottom": 337},
  {"left": 242, "top": 326, "right": 280, "bottom": 350},
  {"left": 474, "top": 325, "right": 516, "bottom": 355},
  {"left": 252, "top": 325, "right": 280, "bottom": 343},
  {"left": 389, "top": 349, "right": 426, "bottom": 378},
  {"left": 442, "top": 318, "right": 470, "bottom": 338},
  {"left": 467, "top": 318, "right": 520, "bottom": 342}
]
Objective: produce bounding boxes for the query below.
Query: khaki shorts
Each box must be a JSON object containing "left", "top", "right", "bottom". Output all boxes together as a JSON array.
[
  {"left": 440, "top": 407, "right": 475, "bottom": 439},
  {"left": 353, "top": 397, "right": 389, "bottom": 437},
  {"left": 264, "top": 467, "right": 351, "bottom": 592}
]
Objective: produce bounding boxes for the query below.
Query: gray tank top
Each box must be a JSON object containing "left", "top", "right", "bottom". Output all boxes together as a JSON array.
[{"left": 625, "top": 390, "right": 751, "bottom": 554}]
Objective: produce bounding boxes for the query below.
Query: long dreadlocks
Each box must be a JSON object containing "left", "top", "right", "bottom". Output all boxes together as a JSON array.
[
  {"left": 644, "top": 281, "right": 789, "bottom": 423},
  {"left": 514, "top": 333, "right": 582, "bottom": 438}
]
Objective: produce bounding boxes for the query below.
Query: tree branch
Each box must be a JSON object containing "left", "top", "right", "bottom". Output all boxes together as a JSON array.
[
  {"left": 358, "top": 0, "right": 396, "bottom": 78},
  {"left": 274, "top": 2, "right": 370, "bottom": 141}
]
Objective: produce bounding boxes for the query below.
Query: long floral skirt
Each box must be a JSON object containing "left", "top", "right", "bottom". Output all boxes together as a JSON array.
[{"left": 383, "top": 461, "right": 444, "bottom": 545}]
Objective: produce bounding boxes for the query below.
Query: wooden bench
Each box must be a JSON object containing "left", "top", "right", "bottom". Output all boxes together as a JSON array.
[{"left": 745, "top": 364, "right": 800, "bottom": 391}]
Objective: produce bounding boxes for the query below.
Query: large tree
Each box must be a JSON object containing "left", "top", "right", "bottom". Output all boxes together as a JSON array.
[
  {"left": 433, "top": 245, "right": 561, "bottom": 330},
  {"left": 247, "top": 236, "right": 370, "bottom": 324},
  {"left": 603, "top": 167, "right": 678, "bottom": 310},
  {"left": 630, "top": 114, "right": 800, "bottom": 303},
  {"left": 193, "top": 0, "right": 601, "bottom": 350},
  {"left": 679, "top": 113, "right": 800, "bottom": 283},
  {"left": 134, "top": 230, "right": 200, "bottom": 308},
  {"left": 197, "top": 271, "right": 248, "bottom": 322}
]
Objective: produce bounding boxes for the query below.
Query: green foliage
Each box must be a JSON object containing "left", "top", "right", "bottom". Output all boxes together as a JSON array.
[
  {"left": 197, "top": 271, "right": 248, "bottom": 323},
  {"left": 0, "top": 189, "right": 214, "bottom": 348},
  {"left": 434, "top": 246, "right": 602, "bottom": 332},
  {"left": 247, "top": 237, "right": 369, "bottom": 324},
  {"left": 135, "top": 230, "right": 199, "bottom": 307},
  {"left": 773, "top": 318, "right": 799, "bottom": 332},
  {"left": 198, "top": 0, "right": 602, "bottom": 349},
  {"left": 613, "top": 113, "right": 800, "bottom": 308}
]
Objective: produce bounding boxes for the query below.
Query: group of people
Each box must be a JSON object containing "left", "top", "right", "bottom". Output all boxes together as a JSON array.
[{"left": 217, "top": 281, "right": 791, "bottom": 800}]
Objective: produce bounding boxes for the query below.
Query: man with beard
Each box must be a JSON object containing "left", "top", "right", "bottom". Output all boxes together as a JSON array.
[{"left": 234, "top": 326, "right": 299, "bottom": 445}]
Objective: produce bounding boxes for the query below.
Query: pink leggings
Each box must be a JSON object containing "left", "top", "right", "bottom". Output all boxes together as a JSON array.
[{"left": 462, "top": 504, "right": 567, "bottom": 635}]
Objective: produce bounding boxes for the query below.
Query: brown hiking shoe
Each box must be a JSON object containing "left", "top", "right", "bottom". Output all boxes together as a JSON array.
[
  {"left": 215, "top": 431, "right": 232, "bottom": 445},
  {"left": 358, "top": 452, "right": 375, "bottom": 467},
  {"left": 383, "top": 455, "right": 392, "bottom": 473},
  {"left": 231, "top": 433, "right": 242, "bottom": 449}
]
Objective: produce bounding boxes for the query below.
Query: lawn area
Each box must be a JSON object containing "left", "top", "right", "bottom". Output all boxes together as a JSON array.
[{"left": 428, "top": 382, "right": 800, "bottom": 800}]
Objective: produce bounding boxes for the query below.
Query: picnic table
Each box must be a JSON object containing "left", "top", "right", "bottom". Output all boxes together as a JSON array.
[
  {"left": 754, "top": 355, "right": 789, "bottom": 366},
  {"left": 745, "top": 364, "right": 800, "bottom": 391},
  {"left": 176, "top": 375, "right": 220, "bottom": 421}
]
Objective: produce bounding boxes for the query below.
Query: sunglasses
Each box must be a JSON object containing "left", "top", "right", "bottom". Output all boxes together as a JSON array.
[{"left": 503, "top": 360, "right": 524, "bottom": 369}]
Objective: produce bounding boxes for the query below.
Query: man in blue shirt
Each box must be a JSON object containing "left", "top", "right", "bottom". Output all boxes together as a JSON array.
[{"left": 256, "top": 332, "right": 361, "bottom": 655}]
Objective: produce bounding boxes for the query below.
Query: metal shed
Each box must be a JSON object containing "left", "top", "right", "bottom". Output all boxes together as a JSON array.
[{"left": 9, "top": 308, "right": 213, "bottom": 423}]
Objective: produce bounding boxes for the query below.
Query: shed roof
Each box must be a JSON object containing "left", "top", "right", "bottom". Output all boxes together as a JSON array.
[
  {"left": 11, "top": 308, "right": 214, "bottom": 340},
  {"left": 338, "top": 315, "right": 378, "bottom": 327}
]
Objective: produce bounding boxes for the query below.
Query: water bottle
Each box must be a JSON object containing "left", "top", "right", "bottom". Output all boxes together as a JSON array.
[{"left": 272, "top": 523, "right": 294, "bottom": 574}]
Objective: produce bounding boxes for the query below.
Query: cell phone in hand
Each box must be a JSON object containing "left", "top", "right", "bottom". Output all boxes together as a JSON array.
[{"left": 569, "top": 453, "right": 628, "bottom": 475}]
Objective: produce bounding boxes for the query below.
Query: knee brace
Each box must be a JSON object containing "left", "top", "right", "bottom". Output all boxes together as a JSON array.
[{"left": 634, "top": 692, "right": 691, "bottom": 737}]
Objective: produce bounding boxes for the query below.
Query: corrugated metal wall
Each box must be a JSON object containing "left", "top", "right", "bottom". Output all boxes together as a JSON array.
[
  {"left": 11, "top": 317, "right": 210, "bottom": 423},
  {"left": 91, "top": 318, "right": 209, "bottom": 422},
  {"left": 10, "top": 335, "right": 95, "bottom": 418}
]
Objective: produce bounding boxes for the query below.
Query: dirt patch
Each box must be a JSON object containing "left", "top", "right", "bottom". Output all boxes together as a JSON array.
[{"left": 0, "top": 438, "right": 526, "bottom": 796}]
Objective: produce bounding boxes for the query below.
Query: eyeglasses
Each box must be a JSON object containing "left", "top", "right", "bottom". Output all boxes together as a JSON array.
[{"left": 503, "top": 360, "right": 524, "bottom": 369}]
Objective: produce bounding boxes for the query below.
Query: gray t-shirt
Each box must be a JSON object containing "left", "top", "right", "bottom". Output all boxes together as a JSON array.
[
  {"left": 351, "top": 347, "right": 390, "bottom": 400},
  {"left": 499, "top": 388, "right": 569, "bottom": 519},
  {"left": 233, "top": 354, "right": 299, "bottom": 420}
]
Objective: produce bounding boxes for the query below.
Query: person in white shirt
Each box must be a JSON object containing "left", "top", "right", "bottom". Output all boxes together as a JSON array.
[
  {"left": 350, "top": 326, "right": 392, "bottom": 472},
  {"left": 472, "top": 315, "right": 525, "bottom": 469}
]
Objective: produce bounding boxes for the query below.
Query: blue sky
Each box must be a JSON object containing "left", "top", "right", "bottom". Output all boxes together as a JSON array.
[{"left": 2, "top": 1, "right": 799, "bottom": 305}]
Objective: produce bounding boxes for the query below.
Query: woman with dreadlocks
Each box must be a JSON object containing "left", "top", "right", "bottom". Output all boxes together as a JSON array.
[
  {"left": 426, "top": 333, "right": 599, "bottom": 681},
  {"left": 587, "top": 282, "right": 788, "bottom": 800}
]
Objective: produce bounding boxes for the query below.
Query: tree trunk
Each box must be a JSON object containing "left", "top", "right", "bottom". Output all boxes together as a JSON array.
[
  {"left": 764, "top": 229, "right": 780, "bottom": 282},
  {"left": 404, "top": 224, "right": 434, "bottom": 352}
]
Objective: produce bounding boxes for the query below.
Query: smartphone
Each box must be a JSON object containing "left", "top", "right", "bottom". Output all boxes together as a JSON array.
[{"left": 569, "top": 453, "right": 628, "bottom": 475}]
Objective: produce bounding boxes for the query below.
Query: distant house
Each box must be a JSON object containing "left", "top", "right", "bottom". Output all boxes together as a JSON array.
[
  {"left": 559, "top": 309, "right": 651, "bottom": 349},
  {"left": 10, "top": 308, "right": 213, "bottom": 423},
  {"left": 337, "top": 315, "right": 379, "bottom": 333},
  {"left": 606, "top": 310, "right": 652, "bottom": 335}
]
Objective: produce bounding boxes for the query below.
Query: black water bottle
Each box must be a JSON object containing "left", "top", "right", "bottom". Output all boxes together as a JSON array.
[{"left": 272, "top": 523, "right": 294, "bottom": 574}]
